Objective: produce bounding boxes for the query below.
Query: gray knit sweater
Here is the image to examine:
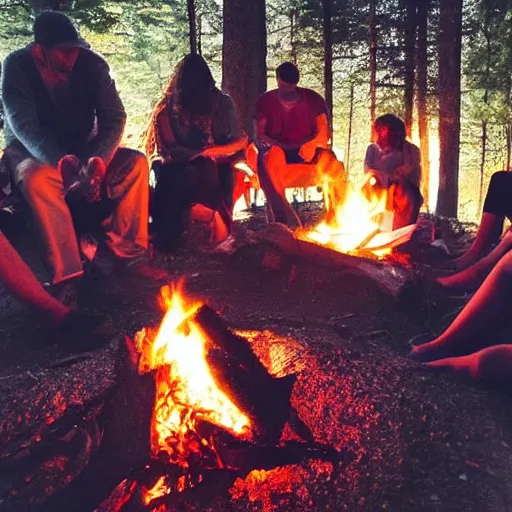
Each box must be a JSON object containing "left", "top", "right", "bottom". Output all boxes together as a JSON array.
[{"left": 1, "top": 44, "right": 126, "bottom": 168}]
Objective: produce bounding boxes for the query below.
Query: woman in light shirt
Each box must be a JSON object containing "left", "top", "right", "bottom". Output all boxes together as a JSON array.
[{"left": 363, "top": 114, "right": 423, "bottom": 229}]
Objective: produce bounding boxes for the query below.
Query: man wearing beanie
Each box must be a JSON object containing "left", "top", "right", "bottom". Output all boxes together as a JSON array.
[
  {"left": 0, "top": 11, "right": 151, "bottom": 304},
  {"left": 253, "top": 62, "right": 346, "bottom": 229}
]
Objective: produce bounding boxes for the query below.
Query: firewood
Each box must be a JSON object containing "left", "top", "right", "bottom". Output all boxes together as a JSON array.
[
  {"left": 194, "top": 305, "right": 271, "bottom": 379},
  {"left": 255, "top": 223, "right": 418, "bottom": 302},
  {"left": 205, "top": 348, "right": 294, "bottom": 444}
]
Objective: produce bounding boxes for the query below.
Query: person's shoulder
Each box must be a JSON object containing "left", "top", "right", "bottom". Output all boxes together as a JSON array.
[
  {"left": 78, "top": 48, "right": 110, "bottom": 71},
  {"left": 218, "top": 90, "right": 235, "bottom": 106},
  {"left": 257, "top": 89, "right": 278, "bottom": 104},
  {"left": 301, "top": 87, "right": 325, "bottom": 102},
  {"left": 2, "top": 46, "right": 32, "bottom": 73},
  {"left": 404, "top": 140, "right": 420, "bottom": 152}
]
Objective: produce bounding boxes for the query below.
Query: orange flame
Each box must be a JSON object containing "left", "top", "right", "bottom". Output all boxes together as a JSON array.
[
  {"left": 135, "top": 282, "right": 251, "bottom": 503},
  {"left": 299, "top": 179, "right": 391, "bottom": 257}
]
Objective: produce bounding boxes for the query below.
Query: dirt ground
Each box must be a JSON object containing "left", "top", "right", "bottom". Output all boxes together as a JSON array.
[{"left": 1, "top": 205, "right": 512, "bottom": 512}]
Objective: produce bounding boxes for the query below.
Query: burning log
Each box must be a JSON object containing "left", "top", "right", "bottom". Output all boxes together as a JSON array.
[
  {"left": 255, "top": 223, "right": 419, "bottom": 302},
  {"left": 193, "top": 305, "right": 312, "bottom": 445}
]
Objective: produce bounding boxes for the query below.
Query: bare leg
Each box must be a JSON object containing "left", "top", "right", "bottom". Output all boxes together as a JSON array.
[
  {"left": 260, "top": 146, "right": 302, "bottom": 229},
  {"left": 315, "top": 149, "right": 346, "bottom": 220},
  {"left": 412, "top": 250, "right": 512, "bottom": 361},
  {"left": 437, "top": 229, "right": 512, "bottom": 293},
  {"left": 0, "top": 232, "right": 69, "bottom": 325},
  {"left": 451, "top": 212, "right": 504, "bottom": 270},
  {"left": 427, "top": 345, "right": 512, "bottom": 385}
]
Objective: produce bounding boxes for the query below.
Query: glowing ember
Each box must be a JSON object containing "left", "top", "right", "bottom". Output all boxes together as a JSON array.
[
  {"left": 134, "top": 283, "right": 251, "bottom": 503},
  {"left": 299, "top": 179, "right": 391, "bottom": 257}
]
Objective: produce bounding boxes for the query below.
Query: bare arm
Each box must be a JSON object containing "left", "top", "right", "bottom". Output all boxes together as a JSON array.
[{"left": 201, "top": 135, "right": 248, "bottom": 159}]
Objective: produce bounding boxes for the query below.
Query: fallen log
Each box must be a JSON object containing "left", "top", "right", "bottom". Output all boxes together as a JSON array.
[{"left": 254, "top": 223, "right": 419, "bottom": 302}]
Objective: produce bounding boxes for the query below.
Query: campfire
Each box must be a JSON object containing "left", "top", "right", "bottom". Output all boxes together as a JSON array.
[
  {"left": 89, "top": 282, "right": 340, "bottom": 511},
  {"left": 134, "top": 283, "right": 252, "bottom": 504},
  {"left": 297, "top": 178, "right": 416, "bottom": 258}
]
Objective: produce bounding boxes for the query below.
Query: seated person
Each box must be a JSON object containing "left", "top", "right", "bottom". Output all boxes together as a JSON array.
[
  {"left": 445, "top": 171, "right": 512, "bottom": 271},
  {"left": 0, "top": 230, "right": 112, "bottom": 351},
  {"left": 1, "top": 11, "right": 150, "bottom": 304},
  {"left": 143, "top": 54, "right": 248, "bottom": 253},
  {"left": 363, "top": 114, "right": 423, "bottom": 230},
  {"left": 409, "top": 249, "right": 512, "bottom": 385},
  {"left": 253, "top": 62, "right": 346, "bottom": 229}
]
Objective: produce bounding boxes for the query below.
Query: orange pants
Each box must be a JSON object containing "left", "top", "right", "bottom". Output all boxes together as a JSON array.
[
  {"left": 257, "top": 144, "right": 346, "bottom": 228},
  {"left": 15, "top": 148, "right": 149, "bottom": 284}
]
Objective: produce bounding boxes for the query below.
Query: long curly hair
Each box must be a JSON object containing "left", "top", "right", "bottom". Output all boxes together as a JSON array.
[{"left": 142, "top": 54, "right": 218, "bottom": 158}]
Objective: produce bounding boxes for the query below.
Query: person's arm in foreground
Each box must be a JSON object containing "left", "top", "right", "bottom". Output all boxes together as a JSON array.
[{"left": 0, "top": 231, "right": 69, "bottom": 325}]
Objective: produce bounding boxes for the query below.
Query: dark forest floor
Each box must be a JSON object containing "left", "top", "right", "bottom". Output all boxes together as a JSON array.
[{"left": 1, "top": 204, "right": 512, "bottom": 512}]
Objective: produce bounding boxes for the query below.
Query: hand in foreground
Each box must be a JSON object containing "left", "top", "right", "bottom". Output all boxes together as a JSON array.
[{"left": 298, "top": 142, "right": 317, "bottom": 163}]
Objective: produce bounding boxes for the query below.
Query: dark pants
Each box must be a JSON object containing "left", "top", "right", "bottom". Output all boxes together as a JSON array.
[
  {"left": 151, "top": 156, "right": 234, "bottom": 252},
  {"left": 483, "top": 171, "right": 512, "bottom": 219}
]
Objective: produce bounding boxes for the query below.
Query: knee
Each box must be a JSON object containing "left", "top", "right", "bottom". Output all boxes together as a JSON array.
[
  {"left": 263, "top": 146, "right": 285, "bottom": 170},
  {"left": 129, "top": 150, "right": 149, "bottom": 181},
  {"left": 316, "top": 149, "right": 346, "bottom": 178}
]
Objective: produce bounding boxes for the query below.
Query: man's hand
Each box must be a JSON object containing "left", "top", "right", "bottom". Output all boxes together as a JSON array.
[
  {"left": 83, "top": 157, "right": 106, "bottom": 203},
  {"left": 59, "top": 155, "right": 83, "bottom": 193},
  {"left": 299, "top": 142, "right": 317, "bottom": 163},
  {"left": 59, "top": 155, "right": 106, "bottom": 202}
]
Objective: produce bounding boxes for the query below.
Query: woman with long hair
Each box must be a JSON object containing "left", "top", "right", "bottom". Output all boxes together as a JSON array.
[
  {"left": 363, "top": 113, "right": 423, "bottom": 229},
  {"left": 143, "top": 54, "right": 247, "bottom": 252}
]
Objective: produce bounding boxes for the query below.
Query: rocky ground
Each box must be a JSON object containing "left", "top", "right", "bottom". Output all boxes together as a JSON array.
[{"left": 0, "top": 205, "right": 511, "bottom": 512}]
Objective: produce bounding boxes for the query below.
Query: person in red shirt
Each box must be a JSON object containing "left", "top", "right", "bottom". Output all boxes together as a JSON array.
[{"left": 254, "top": 62, "right": 346, "bottom": 228}]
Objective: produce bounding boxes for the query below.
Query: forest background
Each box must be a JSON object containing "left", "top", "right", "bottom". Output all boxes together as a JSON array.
[{"left": 0, "top": 0, "right": 511, "bottom": 222}]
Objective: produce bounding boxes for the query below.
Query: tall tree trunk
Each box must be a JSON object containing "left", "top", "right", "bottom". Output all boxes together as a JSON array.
[
  {"left": 416, "top": 0, "right": 430, "bottom": 209},
  {"left": 197, "top": 12, "right": 202, "bottom": 55},
  {"left": 369, "top": 0, "right": 377, "bottom": 141},
  {"left": 187, "top": 0, "right": 198, "bottom": 54},
  {"left": 345, "top": 82, "right": 355, "bottom": 176},
  {"left": 222, "top": 0, "right": 267, "bottom": 139},
  {"left": 404, "top": 0, "right": 417, "bottom": 138},
  {"left": 290, "top": 9, "right": 298, "bottom": 65},
  {"left": 479, "top": 29, "right": 491, "bottom": 210},
  {"left": 436, "top": 0, "right": 463, "bottom": 218},
  {"left": 479, "top": 120, "right": 488, "bottom": 210},
  {"left": 322, "top": 0, "right": 333, "bottom": 132},
  {"left": 506, "top": 75, "right": 512, "bottom": 171}
]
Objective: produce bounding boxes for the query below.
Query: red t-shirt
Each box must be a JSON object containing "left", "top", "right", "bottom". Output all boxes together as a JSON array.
[{"left": 255, "top": 87, "right": 327, "bottom": 147}]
